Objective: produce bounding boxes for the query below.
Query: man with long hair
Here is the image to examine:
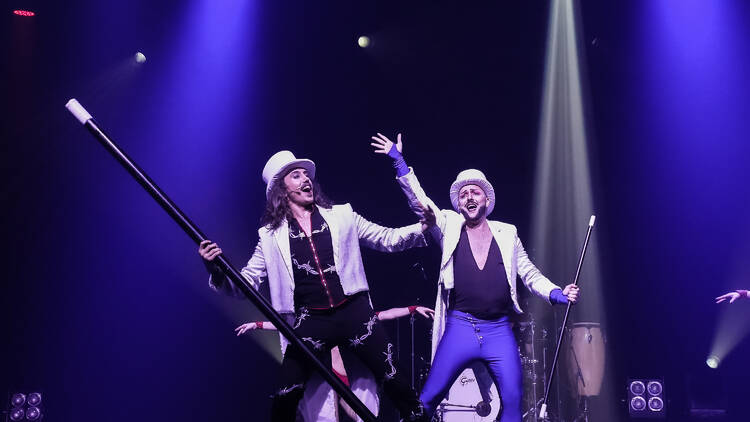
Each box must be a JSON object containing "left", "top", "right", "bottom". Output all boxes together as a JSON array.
[
  {"left": 199, "top": 150, "right": 433, "bottom": 421},
  {"left": 371, "top": 134, "right": 580, "bottom": 422}
]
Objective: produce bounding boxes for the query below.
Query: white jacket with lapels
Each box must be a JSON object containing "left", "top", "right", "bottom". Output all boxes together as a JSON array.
[
  {"left": 396, "top": 169, "right": 561, "bottom": 357},
  {"left": 210, "top": 203, "right": 427, "bottom": 314}
]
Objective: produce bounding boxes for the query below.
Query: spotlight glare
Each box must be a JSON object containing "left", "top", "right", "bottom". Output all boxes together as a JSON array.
[
  {"left": 135, "top": 52, "right": 147, "bottom": 64},
  {"left": 13, "top": 10, "right": 35, "bottom": 17},
  {"left": 357, "top": 36, "right": 370, "bottom": 48},
  {"left": 706, "top": 355, "right": 720, "bottom": 369}
]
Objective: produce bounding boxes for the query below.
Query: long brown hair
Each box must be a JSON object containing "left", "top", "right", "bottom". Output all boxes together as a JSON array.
[{"left": 260, "top": 177, "right": 333, "bottom": 230}]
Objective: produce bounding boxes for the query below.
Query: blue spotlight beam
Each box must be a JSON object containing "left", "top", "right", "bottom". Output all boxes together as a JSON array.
[
  {"left": 64, "top": 99, "right": 377, "bottom": 422},
  {"left": 540, "top": 215, "right": 596, "bottom": 420}
]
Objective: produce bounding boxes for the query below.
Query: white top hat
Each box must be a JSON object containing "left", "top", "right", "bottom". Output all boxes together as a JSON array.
[
  {"left": 449, "top": 169, "right": 495, "bottom": 216},
  {"left": 262, "top": 151, "right": 316, "bottom": 199}
]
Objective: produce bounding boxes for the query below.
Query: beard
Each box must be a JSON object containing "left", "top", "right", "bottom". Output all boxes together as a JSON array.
[{"left": 460, "top": 201, "right": 487, "bottom": 223}]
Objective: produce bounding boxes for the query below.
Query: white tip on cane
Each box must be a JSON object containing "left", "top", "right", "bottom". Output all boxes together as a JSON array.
[
  {"left": 539, "top": 403, "right": 547, "bottom": 419},
  {"left": 589, "top": 215, "right": 596, "bottom": 227},
  {"left": 65, "top": 99, "right": 93, "bottom": 124}
]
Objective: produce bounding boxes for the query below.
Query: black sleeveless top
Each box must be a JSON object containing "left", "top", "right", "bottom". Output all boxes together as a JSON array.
[{"left": 450, "top": 228, "right": 511, "bottom": 319}]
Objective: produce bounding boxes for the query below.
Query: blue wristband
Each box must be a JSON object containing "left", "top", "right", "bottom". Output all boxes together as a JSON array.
[
  {"left": 387, "top": 147, "right": 409, "bottom": 177},
  {"left": 550, "top": 288, "right": 568, "bottom": 305}
]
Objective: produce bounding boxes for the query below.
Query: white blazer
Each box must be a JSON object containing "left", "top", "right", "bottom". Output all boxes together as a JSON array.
[{"left": 396, "top": 169, "right": 561, "bottom": 358}]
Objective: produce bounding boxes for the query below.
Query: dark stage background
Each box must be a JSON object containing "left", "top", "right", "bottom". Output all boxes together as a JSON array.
[{"left": 2, "top": 1, "right": 750, "bottom": 421}]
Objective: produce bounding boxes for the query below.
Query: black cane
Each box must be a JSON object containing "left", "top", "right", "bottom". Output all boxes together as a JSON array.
[
  {"left": 65, "top": 99, "right": 377, "bottom": 422},
  {"left": 539, "top": 215, "right": 596, "bottom": 420}
]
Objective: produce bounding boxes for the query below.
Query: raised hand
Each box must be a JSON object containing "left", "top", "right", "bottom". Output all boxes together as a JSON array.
[{"left": 370, "top": 132, "right": 403, "bottom": 157}]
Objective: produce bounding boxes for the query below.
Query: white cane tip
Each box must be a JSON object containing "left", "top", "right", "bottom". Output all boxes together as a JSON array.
[
  {"left": 65, "top": 98, "right": 93, "bottom": 124},
  {"left": 589, "top": 215, "right": 596, "bottom": 227}
]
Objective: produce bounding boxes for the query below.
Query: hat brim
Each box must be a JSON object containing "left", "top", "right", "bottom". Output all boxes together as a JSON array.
[
  {"left": 450, "top": 178, "right": 495, "bottom": 216},
  {"left": 266, "top": 159, "right": 316, "bottom": 198}
]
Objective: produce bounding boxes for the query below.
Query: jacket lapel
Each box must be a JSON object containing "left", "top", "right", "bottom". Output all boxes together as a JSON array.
[
  {"left": 441, "top": 214, "right": 465, "bottom": 269},
  {"left": 490, "top": 221, "right": 513, "bottom": 282},
  {"left": 273, "top": 220, "right": 293, "bottom": 279}
]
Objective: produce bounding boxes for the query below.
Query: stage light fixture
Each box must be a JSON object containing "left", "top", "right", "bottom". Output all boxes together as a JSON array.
[
  {"left": 26, "top": 393, "right": 41, "bottom": 407},
  {"left": 357, "top": 36, "right": 370, "bottom": 48},
  {"left": 706, "top": 355, "right": 719, "bottom": 369},
  {"left": 9, "top": 407, "right": 24, "bottom": 421},
  {"left": 6, "top": 391, "right": 43, "bottom": 421},
  {"left": 628, "top": 378, "right": 665, "bottom": 418},
  {"left": 13, "top": 10, "right": 35, "bottom": 17},
  {"left": 25, "top": 406, "right": 40, "bottom": 420},
  {"left": 10, "top": 393, "right": 26, "bottom": 408},
  {"left": 135, "top": 52, "right": 146, "bottom": 64}
]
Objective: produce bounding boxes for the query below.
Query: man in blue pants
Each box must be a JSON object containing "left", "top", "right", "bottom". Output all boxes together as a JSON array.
[{"left": 371, "top": 133, "right": 580, "bottom": 421}]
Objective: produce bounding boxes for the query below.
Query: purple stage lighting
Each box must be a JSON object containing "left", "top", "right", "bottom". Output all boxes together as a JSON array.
[
  {"left": 10, "top": 393, "right": 26, "bottom": 407},
  {"left": 646, "top": 381, "right": 662, "bottom": 396},
  {"left": 26, "top": 393, "right": 41, "bottom": 407},
  {"left": 25, "top": 406, "right": 41, "bottom": 420},
  {"left": 9, "top": 408, "right": 25, "bottom": 421},
  {"left": 628, "top": 378, "right": 665, "bottom": 419}
]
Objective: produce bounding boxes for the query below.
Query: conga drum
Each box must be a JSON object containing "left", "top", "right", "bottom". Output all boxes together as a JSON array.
[{"left": 567, "top": 322, "right": 605, "bottom": 397}]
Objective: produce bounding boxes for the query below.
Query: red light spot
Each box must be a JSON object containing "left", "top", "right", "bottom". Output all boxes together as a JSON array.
[{"left": 13, "top": 10, "right": 35, "bottom": 17}]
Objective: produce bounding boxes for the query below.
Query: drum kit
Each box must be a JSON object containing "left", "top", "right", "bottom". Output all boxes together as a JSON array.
[{"left": 433, "top": 318, "right": 606, "bottom": 422}]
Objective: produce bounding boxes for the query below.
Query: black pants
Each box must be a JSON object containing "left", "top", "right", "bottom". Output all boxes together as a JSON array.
[{"left": 270, "top": 294, "right": 424, "bottom": 421}]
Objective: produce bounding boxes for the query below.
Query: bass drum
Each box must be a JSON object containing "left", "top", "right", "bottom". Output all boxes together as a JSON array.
[{"left": 439, "top": 364, "right": 502, "bottom": 422}]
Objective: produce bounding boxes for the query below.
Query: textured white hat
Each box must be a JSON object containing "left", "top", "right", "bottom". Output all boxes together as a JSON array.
[
  {"left": 262, "top": 151, "right": 316, "bottom": 199},
  {"left": 449, "top": 169, "right": 495, "bottom": 216}
]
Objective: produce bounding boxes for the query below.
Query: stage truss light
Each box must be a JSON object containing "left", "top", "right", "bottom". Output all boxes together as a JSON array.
[{"left": 628, "top": 379, "right": 665, "bottom": 419}]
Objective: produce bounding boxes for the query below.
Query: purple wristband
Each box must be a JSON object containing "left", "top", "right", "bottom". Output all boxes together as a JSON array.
[
  {"left": 387, "top": 147, "right": 409, "bottom": 177},
  {"left": 550, "top": 289, "right": 568, "bottom": 305}
]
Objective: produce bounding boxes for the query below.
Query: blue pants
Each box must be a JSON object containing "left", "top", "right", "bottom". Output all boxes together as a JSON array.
[{"left": 420, "top": 310, "right": 522, "bottom": 422}]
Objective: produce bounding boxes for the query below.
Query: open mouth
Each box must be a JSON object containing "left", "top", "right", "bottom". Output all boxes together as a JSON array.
[
  {"left": 301, "top": 184, "right": 312, "bottom": 193},
  {"left": 466, "top": 202, "right": 478, "bottom": 211}
]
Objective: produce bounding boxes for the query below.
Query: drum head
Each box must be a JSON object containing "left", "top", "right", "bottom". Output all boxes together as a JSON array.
[{"left": 440, "top": 366, "right": 501, "bottom": 422}]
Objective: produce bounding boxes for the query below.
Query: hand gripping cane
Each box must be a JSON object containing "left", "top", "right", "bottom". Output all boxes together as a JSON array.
[
  {"left": 539, "top": 215, "right": 596, "bottom": 421},
  {"left": 65, "top": 99, "right": 377, "bottom": 422}
]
